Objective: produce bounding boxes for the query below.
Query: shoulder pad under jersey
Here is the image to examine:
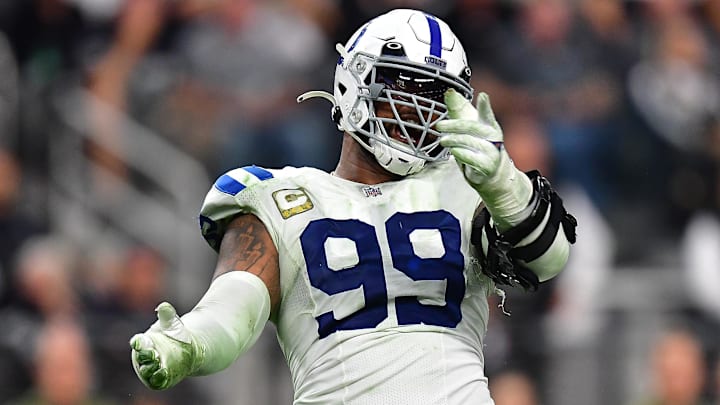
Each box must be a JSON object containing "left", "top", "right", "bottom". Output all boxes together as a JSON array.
[{"left": 198, "top": 165, "right": 275, "bottom": 251}]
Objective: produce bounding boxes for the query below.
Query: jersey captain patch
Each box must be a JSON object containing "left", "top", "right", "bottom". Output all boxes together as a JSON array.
[{"left": 273, "top": 188, "right": 314, "bottom": 219}]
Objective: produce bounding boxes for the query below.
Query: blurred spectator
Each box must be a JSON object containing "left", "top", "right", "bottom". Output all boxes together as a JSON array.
[
  {"left": 78, "top": 237, "right": 126, "bottom": 311},
  {"left": 0, "top": 149, "right": 45, "bottom": 308},
  {"left": 464, "top": 0, "right": 630, "bottom": 239},
  {"left": 502, "top": 113, "right": 552, "bottom": 174},
  {"left": 634, "top": 0, "right": 694, "bottom": 30},
  {"left": 9, "top": 318, "right": 115, "bottom": 405},
  {"left": 85, "top": 0, "right": 167, "bottom": 200},
  {"left": 681, "top": 203, "right": 720, "bottom": 401},
  {"left": 0, "top": 234, "right": 81, "bottom": 400},
  {"left": 489, "top": 370, "right": 540, "bottom": 405},
  {"left": 287, "top": 0, "right": 341, "bottom": 37},
  {"left": 0, "top": 148, "right": 45, "bottom": 402},
  {"left": 543, "top": 178, "right": 614, "bottom": 405},
  {"left": 0, "top": 0, "right": 88, "bottom": 85},
  {"left": 0, "top": 32, "right": 19, "bottom": 149},
  {"left": 624, "top": 4, "right": 720, "bottom": 261},
  {"left": 482, "top": 114, "right": 559, "bottom": 391},
  {"left": 112, "top": 247, "right": 167, "bottom": 313},
  {"left": 683, "top": 212, "right": 720, "bottom": 326},
  {"left": 501, "top": 111, "right": 615, "bottom": 405},
  {"left": 629, "top": 328, "right": 709, "bottom": 405},
  {"left": 705, "top": 0, "right": 720, "bottom": 59},
  {"left": 715, "top": 359, "right": 720, "bottom": 405},
  {"left": 14, "top": 236, "right": 79, "bottom": 319},
  {"left": 122, "top": 0, "right": 339, "bottom": 176},
  {"left": 0, "top": 233, "right": 80, "bottom": 373},
  {"left": 628, "top": 18, "right": 719, "bottom": 156},
  {"left": 88, "top": 0, "right": 165, "bottom": 112},
  {"left": 194, "top": 0, "right": 336, "bottom": 172},
  {"left": 0, "top": 0, "right": 93, "bottom": 177},
  {"left": 576, "top": 0, "right": 636, "bottom": 79},
  {"left": 446, "top": 0, "right": 512, "bottom": 63}
]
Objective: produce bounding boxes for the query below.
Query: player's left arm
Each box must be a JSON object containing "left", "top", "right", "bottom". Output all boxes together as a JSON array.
[
  {"left": 437, "top": 90, "right": 577, "bottom": 290},
  {"left": 129, "top": 214, "right": 280, "bottom": 390}
]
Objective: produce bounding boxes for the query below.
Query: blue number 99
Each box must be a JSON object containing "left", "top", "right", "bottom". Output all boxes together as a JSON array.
[{"left": 300, "top": 210, "right": 464, "bottom": 338}]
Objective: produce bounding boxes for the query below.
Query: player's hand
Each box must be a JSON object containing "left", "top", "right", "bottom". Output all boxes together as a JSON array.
[
  {"left": 436, "top": 89, "right": 504, "bottom": 189},
  {"left": 130, "top": 302, "right": 199, "bottom": 390}
]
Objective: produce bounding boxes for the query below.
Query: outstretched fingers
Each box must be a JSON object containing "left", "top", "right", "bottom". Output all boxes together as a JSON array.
[
  {"left": 435, "top": 119, "right": 495, "bottom": 138},
  {"left": 149, "top": 369, "right": 170, "bottom": 389},
  {"left": 475, "top": 92, "right": 501, "bottom": 131},
  {"left": 139, "top": 361, "right": 161, "bottom": 380},
  {"left": 439, "top": 134, "right": 497, "bottom": 153},
  {"left": 134, "top": 347, "right": 158, "bottom": 365},
  {"left": 131, "top": 333, "right": 169, "bottom": 389},
  {"left": 439, "top": 134, "right": 500, "bottom": 177},
  {"left": 131, "top": 334, "right": 157, "bottom": 363},
  {"left": 444, "top": 89, "right": 477, "bottom": 120}
]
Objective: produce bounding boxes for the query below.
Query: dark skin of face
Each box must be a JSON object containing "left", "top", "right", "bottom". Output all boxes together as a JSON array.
[{"left": 333, "top": 100, "right": 441, "bottom": 185}]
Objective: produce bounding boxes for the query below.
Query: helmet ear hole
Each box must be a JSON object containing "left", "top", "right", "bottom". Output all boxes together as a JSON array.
[
  {"left": 460, "top": 67, "right": 472, "bottom": 83},
  {"left": 382, "top": 42, "right": 406, "bottom": 57}
]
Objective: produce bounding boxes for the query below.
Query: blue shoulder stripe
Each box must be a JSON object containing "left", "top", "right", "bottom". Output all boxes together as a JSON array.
[
  {"left": 213, "top": 165, "right": 274, "bottom": 195},
  {"left": 243, "top": 165, "right": 274, "bottom": 180},
  {"left": 215, "top": 174, "right": 246, "bottom": 195}
]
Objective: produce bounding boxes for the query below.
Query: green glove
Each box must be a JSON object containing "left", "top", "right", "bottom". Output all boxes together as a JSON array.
[
  {"left": 130, "top": 302, "right": 199, "bottom": 390},
  {"left": 437, "top": 89, "right": 533, "bottom": 231}
]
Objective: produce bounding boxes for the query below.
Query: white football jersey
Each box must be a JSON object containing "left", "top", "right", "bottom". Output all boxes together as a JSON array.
[{"left": 199, "top": 159, "right": 495, "bottom": 405}]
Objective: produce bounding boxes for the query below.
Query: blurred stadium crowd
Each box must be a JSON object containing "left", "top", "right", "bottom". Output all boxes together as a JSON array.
[{"left": 0, "top": 0, "right": 720, "bottom": 404}]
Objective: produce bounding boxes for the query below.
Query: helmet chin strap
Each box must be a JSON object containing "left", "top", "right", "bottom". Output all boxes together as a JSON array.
[{"left": 369, "top": 139, "right": 426, "bottom": 176}]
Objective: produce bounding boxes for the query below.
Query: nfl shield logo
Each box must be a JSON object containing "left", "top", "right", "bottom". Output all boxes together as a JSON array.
[{"left": 361, "top": 186, "right": 382, "bottom": 197}]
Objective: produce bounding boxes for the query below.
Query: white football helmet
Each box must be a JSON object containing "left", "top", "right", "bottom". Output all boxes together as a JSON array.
[{"left": 298, "top": 9, "right": 473, "bottom": 176}]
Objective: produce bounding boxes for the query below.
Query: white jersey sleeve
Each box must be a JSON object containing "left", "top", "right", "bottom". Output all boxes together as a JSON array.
[
  {"left": 198, "top": 161, "right": 497, "bottom": 405},
  {"left": 198, "top": 165, "right": 279, "bottom": 250}
]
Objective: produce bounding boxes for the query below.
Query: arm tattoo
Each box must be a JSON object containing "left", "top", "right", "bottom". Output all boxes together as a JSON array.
[
  {"left": 214, "top": 215, "right": 281, "bottom": 319},
  {"left": 215, "top": 215, "right": 278, "bottom": 281}
]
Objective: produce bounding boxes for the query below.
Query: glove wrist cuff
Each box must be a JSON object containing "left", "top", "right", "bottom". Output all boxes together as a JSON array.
[{"left": 473, "top": 151, "right": 533, "bottom": 230}]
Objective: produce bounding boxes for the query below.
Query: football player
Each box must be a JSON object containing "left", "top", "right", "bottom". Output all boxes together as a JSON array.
[{"left": 130, "top": 8, "right": 576, "bottom": 404}]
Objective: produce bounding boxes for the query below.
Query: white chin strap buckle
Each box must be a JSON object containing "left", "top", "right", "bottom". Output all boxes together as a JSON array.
[{"left": 370, "top": 139, "right": 426, "bottom": 176}]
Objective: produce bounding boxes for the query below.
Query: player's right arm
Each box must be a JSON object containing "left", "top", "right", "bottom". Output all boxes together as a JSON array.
[
  {"left": 129, "top": 214, "right": 280, "bottom": 390},
  {"left": 438, "top": 90, "right": 576, "bottom": 289}
]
